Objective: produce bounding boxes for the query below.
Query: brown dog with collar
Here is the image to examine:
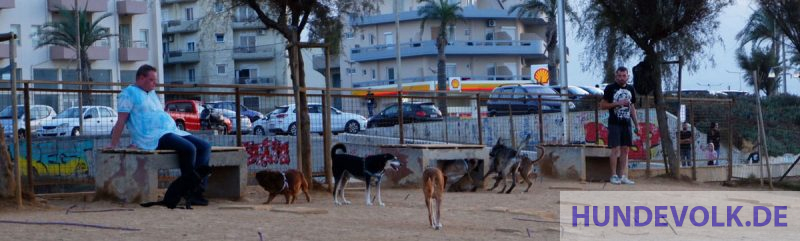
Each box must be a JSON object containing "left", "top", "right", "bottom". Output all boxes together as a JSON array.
[
  {"left": 422, "top": 167, "right": 445, "bottom": 230},
  {"left": 255, "top": 169, "right": 310, "bottom": 204}
]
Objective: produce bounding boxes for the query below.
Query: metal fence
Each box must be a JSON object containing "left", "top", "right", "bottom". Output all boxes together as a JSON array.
[{"left": 6, "top": 80, "right": 795, "bottom": 194}]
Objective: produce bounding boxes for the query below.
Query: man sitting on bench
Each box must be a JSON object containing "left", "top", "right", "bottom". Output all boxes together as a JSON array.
[{"left": 108, "top": 64, "right": 211, "bottom": 206}]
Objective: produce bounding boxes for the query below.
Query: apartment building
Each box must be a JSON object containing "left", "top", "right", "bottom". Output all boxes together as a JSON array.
[
  {"left": 160, "top": 0, "right": 328, "bottom": 111},
  {"left": 0, "top": 0, "right": 162, "bottom": 112},
  {"left": 324, "top": 0, "right": 549, "bottom": 98}
]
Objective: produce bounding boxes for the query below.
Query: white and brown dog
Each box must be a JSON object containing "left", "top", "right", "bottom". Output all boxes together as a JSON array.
[{"left": 422, "top": 167, "right": 445, "bottom": 230}]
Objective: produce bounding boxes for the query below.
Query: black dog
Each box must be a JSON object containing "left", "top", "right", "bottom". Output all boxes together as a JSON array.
[
  {"left": 141, "top": 165, "right": 211, "bottom": 209},
  {"left": 331, "top": 143, "right": 400, "bottom": 206}
]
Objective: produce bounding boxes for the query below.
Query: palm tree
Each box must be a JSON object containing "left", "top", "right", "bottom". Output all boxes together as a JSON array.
[
  {"left": 576, "top": 3, "right": 635, "bottom": 84},
  {"left": 418, "top": 0, "right": 463, "bottom": 116},
  {"left": 35, "top": 7, "right": 114, "bottom": 105},
  {"left": 509, "top": 0, "right": 577, "bottom": 86},
  {"left": 736, "top": 48, "right": 781, "bottom": 96},
  {"left": 736, "top": 8, "right": 780, "bottom": 51}
]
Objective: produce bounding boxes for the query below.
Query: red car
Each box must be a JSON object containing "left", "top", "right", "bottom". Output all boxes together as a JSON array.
[{"left": 164, "top": 100, "right": 205, "bottom": 131}]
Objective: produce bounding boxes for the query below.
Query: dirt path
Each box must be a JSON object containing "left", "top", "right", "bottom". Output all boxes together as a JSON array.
[{"left": 0, "top": 178, "right": 748, "bottom": 241}]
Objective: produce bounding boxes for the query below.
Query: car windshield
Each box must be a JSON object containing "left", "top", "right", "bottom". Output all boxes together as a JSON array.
[
  {"left": 568, "top": 86, "right": 590, "bottom": 95},
  {"left": 56, "top": 107, "right": 89, "bottom": 119},
  {"left": 0, "top": 106, "right": 24, "bottom": 119},
  {"left": 419, "top": 104, "right": 439, "bottom": 113}
]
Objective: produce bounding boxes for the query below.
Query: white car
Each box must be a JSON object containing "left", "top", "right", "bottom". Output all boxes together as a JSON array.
[
  {"left": 252, "top": 104, "right": 367, "bottom": 136},
  {"left": 38, "top": 106, "right": 118, "bottom": 136},
  {"left": 1, "top": 105, "right": 56, "bottom": 138}
]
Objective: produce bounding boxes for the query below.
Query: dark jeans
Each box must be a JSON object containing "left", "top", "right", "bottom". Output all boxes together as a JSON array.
[
  {"left": 157, "top": 133, "right": 211, "bottom": 190},
  {"left": 680, "top": 148, "right": 692, "bottom": 167}
]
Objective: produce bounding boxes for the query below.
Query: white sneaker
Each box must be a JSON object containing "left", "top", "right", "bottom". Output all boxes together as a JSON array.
[
  {"left": 620, "top": 175, "right": 635, "bottom": 185},
  {"left": 610, "top": 175, "right": 621, "bottom": 185}
]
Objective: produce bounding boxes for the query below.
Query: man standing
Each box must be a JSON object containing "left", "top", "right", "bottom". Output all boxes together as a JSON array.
[
  {"left": 366, "top": 91, "right": 376, "bottom": 117},
  {"left": 600, "top": 67, "right": 638, "bottom": 185},
  {"left": 108, "top": 64, "right": 211, "bottom": 205}
]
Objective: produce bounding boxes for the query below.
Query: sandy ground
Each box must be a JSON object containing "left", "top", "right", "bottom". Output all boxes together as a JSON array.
[{"left": 0, "top": 178, "right": 761, "bottom": 241}]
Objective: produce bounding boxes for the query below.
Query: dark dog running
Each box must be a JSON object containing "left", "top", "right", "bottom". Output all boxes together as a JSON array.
[
  {"left": 331, "top": 143, "right": 400, "bottom": 206},
  {"left": 255, "top": 169, "right": 311, "bottom": 204},
  {"left": 487, "top": 134, "right": 532, "bottom": 193},
  {"left": 140, "top": 165, "right": 211, "bottom": 209}
]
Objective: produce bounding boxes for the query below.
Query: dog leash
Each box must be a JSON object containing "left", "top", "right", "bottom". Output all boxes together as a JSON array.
[{"left": 279, "top": 172, "right": 288, "bottom": 192}]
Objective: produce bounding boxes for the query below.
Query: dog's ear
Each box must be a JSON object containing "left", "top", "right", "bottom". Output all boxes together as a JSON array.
[{"left": 495, "top": 138, "right": 502, "bottom": 146}]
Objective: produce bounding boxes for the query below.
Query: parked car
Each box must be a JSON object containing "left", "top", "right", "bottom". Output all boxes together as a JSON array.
[
  {"left": 165, "top": 100, "right": 205, "bottom": 131},
  {"left": 551, "top": 86, "right": 592, "bottom": 100},
  {"left": 1, "top": 105, "right": 56, "bottom": 138},
  {"left": 205, "top": 101, "right": 265, "bottom": 123},
  {"left": 38, "top": 106, "right": 118, "bottom": 136},
  {"left": 366, "top": 102, "right": 443, "bottom": 128},
  {"left": 253, "top": 103, "right": 367, "bottom": 135},
  {"left": 719, "top": 90, "right": 748, "bottom": 97},
  {"left": 486, "top": 84, "right": 574, "bottom": 116},
  {"left": 579, "top": 86, "right": 604, "bottom": 96},
  {"left": 201, "top": 105, "right": 252, "bottom": 135}
]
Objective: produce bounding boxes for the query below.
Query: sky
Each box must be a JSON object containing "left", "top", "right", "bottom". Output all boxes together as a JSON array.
[{"left": 564, "top": 0, "right": 800, "bottom": 95}]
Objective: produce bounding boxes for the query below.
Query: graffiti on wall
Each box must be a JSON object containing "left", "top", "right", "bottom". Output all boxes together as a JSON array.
[
  {"left": 584, "top": 122, "right": 661, "bottom": 160},
  {"left": 13, "top": 139, "right": 93, "bottom": 177},
  {"left": 243, "top": 137, "right": 290, "bottom": 167}
]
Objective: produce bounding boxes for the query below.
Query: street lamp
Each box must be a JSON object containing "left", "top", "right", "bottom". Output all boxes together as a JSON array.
[{"left": 725, "top": 69, "right": 743, "bottom": 91}]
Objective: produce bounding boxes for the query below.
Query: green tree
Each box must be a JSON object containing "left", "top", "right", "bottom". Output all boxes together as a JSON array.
[
  {"left": 509, "top": 0, "right": 577, "bottom": 85},
  {"left": 237, "top": 0, "right": 378, "bottom": 184},
  {"left": 759, "top": 0, "right": 800, "bottom": 62},
  {"left": 576, "top": 2, "right": 635, "bottom": 84},
  {"left": 593, "top": 0, "right": 731, "bottom": 177},
  {"left": 736, "top": 47, "right": 781, "bottom": 96},
  {"left": 418, "top": 0, "right": 464, "bottom": 116},
  {"left": 35, "top": 7, "right": 114, "bottom": 105}
]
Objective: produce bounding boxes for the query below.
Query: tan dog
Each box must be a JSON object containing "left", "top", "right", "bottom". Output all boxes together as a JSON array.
[
  {"left": 510, "top": 146, "right": 545, "bottom": 193},
  {"left": 255, "top": 169, "right": 311, "bottom": 204},
  {"left": 422, "top": 167, "right": 445, "bottom": 230}
]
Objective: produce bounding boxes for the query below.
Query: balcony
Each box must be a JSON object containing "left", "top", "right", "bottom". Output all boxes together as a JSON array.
[
  {"left": 49, "top": 45, "right": 109, "bottom": 61},
  {"left": 48, "top": 0, "right": 107, "bottom": 12},
  {"left": 352, "top": 6, "right": 546, "bottom": 26},
  {"left": 117, "top": 0, "right": 147, "bottom": 15},
  {"left": 350, "top": 40, "right": 545, "bottom": 62},
  {"left": 0, "top": 0, "right": 14, "bottom": 9},
  {"left": 163, "top": 50, "right": 199, "bottom": 64},
  {"left": 162, "top": 19, "right": 200, "bottom": 34},
  {"left": 232, "top": 16, "right": 264, "bottom": 30},
  {"left": 237, "top": 77, "right": 274, "bottom": 85},
  {"left": 232, "top": 45, "right": 275, "bottom": 61},
  {"left": 352, "top": 75, "right": 531, "bottom": 88},
  {"left": 0, "top": 44, "right": 8, "bottom": 59},
  {"left": 312, "top": 54, "right": 340, "bottom": 72},
  {"left": 160, "top": 0, "right": 197, "bottom": 4},
  {"left": 118, "top": 41, "right": 148, "bottom": 62}
]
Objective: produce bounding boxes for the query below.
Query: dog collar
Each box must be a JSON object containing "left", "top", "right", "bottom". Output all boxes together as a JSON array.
[{"left": 279, "top": 172, "right": 288, "bottom": 192}]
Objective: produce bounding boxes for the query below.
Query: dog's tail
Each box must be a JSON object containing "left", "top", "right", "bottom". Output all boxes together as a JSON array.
[
  {"left": 533, "top": 145, "right": 546, "bottom": 163},
  {"left": 331, "top": 143, "right": 347, "bottom": 158}
]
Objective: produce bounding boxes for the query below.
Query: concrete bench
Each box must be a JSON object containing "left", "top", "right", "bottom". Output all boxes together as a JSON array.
[
  {"left": 95, "top": 146, "right": 247, "bottom": 203},
  {"left": 541, "top": 144, "right": 611, "bottom": 181},
  {"left": 379, "top": 144, "right": 489, "bottom": 187}
]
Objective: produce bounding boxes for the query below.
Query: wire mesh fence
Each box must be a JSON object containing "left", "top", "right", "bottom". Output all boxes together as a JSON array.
[{"left": 4, "top": 79, "right": 798, "bottom": 194}]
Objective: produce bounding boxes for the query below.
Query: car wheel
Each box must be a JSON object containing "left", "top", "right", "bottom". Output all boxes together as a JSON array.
[
  {"left": 71, "top": 128, "right": 80, "bottom": 137},
  {"left": 176, "top": 121, "right": 186, "bottom": 131},
  {"left": 345, "top": 121, "right": 360, "bottom": 134},
  {"left": 254, "top": 126, "right": 266, "bottom": 136},
  {"left": 288, "top": 123, "right": 297, "bottom": 136}
]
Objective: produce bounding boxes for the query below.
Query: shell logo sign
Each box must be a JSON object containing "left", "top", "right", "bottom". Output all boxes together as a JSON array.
[
  {"left": 449, "top": 77, "right": 461, "bottom": 92},
  {"left": 531, "top": 64, "right": 549, "bottom": 85}
]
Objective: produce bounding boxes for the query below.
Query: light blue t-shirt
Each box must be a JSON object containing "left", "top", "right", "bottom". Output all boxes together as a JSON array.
[{"left": 117, "top": 85, "right": 189, "bottom": 150}]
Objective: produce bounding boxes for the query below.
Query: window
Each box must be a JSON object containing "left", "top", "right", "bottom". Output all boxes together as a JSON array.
[
  {"left": 217, "top": 64, "right": 226, "bottom": 75},
  {"left": 214, "top": 2, "right": 224, "bottom": 13},
  {"left": 384, "top": 106, "right": 398, "bottom": 116},
  {"left": 384, "top": 32, "right": 394, "bottom": 46},
  {"left": 239, "top": 35, "right": 255, "bottom": 52},
  {"left": 371, "top": 69, "right": 376, "bottom": 80},
  {"left": 31, "top": 25, "right": 41, "bottom": 46},
  {"left": 513, "top": 87, "right": 527, "bottom": 99},
  {"left": 139, "top": 29, "right": 149, "bottom": 48},
  {"left": 216, "top": 33, "right": 224, "bottom": 43},
  {"left": 369, "top": 34, "right": 375, "bottom": 45},
  {"left": 447, "top": 24, "right": 455, "bottom": 42},
  {"left": 387, "top": 67, "right": 395, "bottom": 80},
  {"left": 362, "top": 69, "right": 367, "bottom": 76},
  {"left": 464, "top": 28, "right": 471, "bottom": 36},
  {"left": 185, "top": 8, "right": 194, "bottom": 21},
  {"left": 188, "top": 69, "right": 196, "bottom": 83},
  {"left": 99, "top": 107, "right": 114, "bottom": 118},
  {"left": 10, "top": 24, "right": 21, "bottom": 45},
  {"left": 446, "top": 63, "right": 456, "bottom": 78},
  {"left": 344, "top": 32, "right": 354, "bottom": 39},
  {"left": 308, "top": 105, "right": 322, "bottom": 114},
  {"left": 485, "top": 29, "right": 494, "bottom": 41},
  {"left": 85, "top": 108, "right": 100, "bottom": 119},
  {"left": 187, "top": 42, "right": 196, "bottom": 51}
]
